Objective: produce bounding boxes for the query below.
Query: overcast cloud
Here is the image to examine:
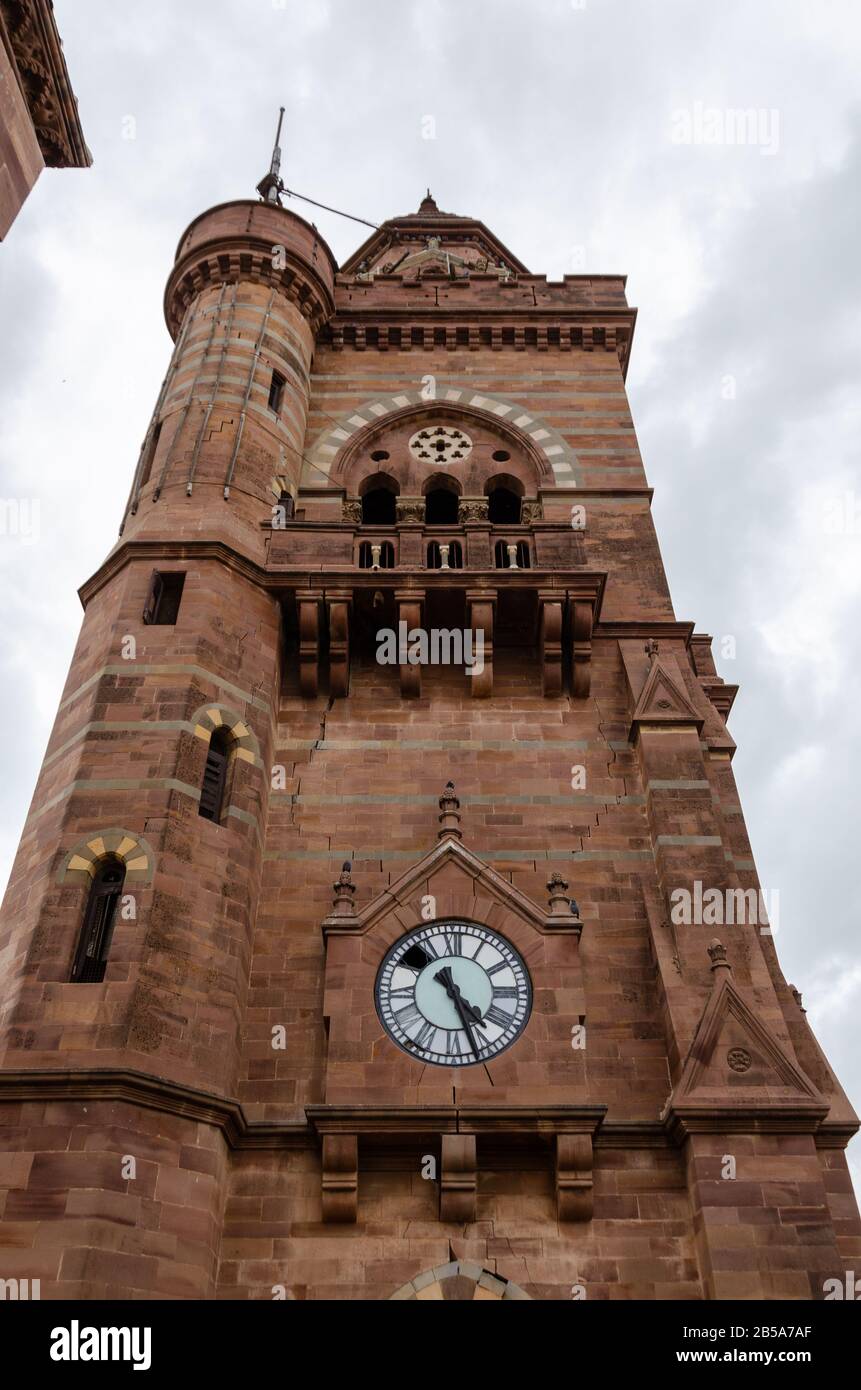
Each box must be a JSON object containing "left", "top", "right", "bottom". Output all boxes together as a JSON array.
[{"left": 1, "top": 0, "right": 859, "bottom": 1187}]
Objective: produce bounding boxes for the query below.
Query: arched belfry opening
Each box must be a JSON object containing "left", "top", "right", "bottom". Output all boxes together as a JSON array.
[
  {"left": 486, "top": 473, "right": 524, "bottom": 525},
  {"left": 423, "top": 472, "right": 460, "bottom": 525},
  {"left": 360, "top": 471, "right": 399, "bottom": 525}
]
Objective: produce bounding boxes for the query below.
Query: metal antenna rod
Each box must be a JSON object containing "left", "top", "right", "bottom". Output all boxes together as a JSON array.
[{"left": 256, "top": 105, "right": 286, "bottom": 205}]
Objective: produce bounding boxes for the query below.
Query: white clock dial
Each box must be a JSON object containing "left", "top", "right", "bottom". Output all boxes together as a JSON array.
[{"left": 375, "top": 921, "right": 531, "bottom": 1067}]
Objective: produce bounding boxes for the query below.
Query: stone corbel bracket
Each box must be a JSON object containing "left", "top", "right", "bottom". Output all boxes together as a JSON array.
[
  {"left": 296, "top": 589, "right": 323, "bottom": 697},
  {"left": 326, "top": 590, "right": 352, "bottom": 698},
  {"left": 537, "top": 581, "right": 602, "bottom": 699},
  {"left": 321, "top": 1134, "right": 358, "bottom": 1223},
  {"left": 556, "top": 1133, "right": 595, "bottom": 1221},
  {"left": 306, "top": 1105, "right": 606, "bottom": 1225},
  {"left": 396, "top": 587, "right": 424, "bottom": 699},
  {"left": 440, "top": 1134, "right": 477, "bottom": 1222}
]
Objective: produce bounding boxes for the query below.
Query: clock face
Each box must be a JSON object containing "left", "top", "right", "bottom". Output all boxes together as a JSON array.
[{"left": 375, "top": 921, "right": 531, "bottom": 1067}]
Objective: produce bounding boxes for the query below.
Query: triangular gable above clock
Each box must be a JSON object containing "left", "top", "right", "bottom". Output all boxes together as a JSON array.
[{"left": 322, "top": 834, "right": 563, "bottom": 941}]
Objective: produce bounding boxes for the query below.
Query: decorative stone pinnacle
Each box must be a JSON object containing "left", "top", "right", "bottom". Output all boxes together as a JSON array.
[
  {"left": 707, "top": 938, "right": 732, "bottom": 978},
  {"left": 419, "top": 189, "right": 439, "bottom": 214},
  {"left": 332, "top": 860, "right": 357, "bottom": 917},
  {"left": 547, "top": 871, "right": 570, "bottom": 917},
  {"left": 438, "top": 780, "right": 462, "bottom": 841}
]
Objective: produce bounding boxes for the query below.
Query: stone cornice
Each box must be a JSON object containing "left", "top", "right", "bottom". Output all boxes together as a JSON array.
[
  {"left": 0, "top": 1072, "right": 852, "bottom": 1152},
  {"left": 306, "top": 1104, "right": 608, "bottom": 1137},
  {"left": 662, "top": 1102, "right": 833, "bottom": 1144},
  {"left": 0, "top": 0, "right": 90, "bottom": 167},
  {"left": 0, "top": 1068, "right": 309, "bottom": 1150}
]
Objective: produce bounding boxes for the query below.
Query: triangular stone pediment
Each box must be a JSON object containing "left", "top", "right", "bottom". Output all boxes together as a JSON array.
[
  {"left": 631, "top": 658, "right": 703, "bottom": 733},
  {"left": 323, "top": 835, "right": 551, "bottom": 938},
  {"left": 668, "top": 974, "right": 824, "bottom": 1111}
]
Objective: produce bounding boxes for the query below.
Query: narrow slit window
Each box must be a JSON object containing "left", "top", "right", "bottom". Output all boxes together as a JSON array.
[
  {"left": 143, "top": 571, "right": 186, "bottom": 625},
  {"left": 139, "top": 420, "right": 162, "bottom": 489},
  {"left": 71, "top": 860, "right": 125, "bottom": 983},
  {"left": 268, "top": 370, "right": 286, "bottom": 415},
  {"left": 199, "top": 727, "right": 231, "bottom": 823}
]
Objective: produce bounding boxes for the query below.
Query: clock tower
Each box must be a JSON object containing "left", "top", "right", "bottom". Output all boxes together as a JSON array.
[{"left": 0, "top": 181, "right": 858, "bottom": 1302}]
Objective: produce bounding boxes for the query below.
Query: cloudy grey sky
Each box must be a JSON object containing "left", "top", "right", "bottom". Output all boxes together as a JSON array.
[{"left": 1, "top": 0, "right": 859, "bottom": 1184}]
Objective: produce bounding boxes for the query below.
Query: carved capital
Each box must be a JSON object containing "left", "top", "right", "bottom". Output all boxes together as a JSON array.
[
  {"left": 396, "top": 499, "right": 425, "bottom": 524},
  {"left": 459, "top": 498, "right": 489, "bottom": 524}
]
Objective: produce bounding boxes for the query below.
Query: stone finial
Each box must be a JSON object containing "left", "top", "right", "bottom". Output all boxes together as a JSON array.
[
  {"left": 547, "top": 871, "right": 570, "bottom": 917},
  {"left": 438, "top": 781, "right": 462, "bottom": 841},
  {"left": 331, "top": 861, "right": 356, "bottom": 918},
  {"left": 644, "top": 638, "right": 659, "bottom": 663},
  {"left": 707, "top": 938, "right": 732, "bottom": 980}
]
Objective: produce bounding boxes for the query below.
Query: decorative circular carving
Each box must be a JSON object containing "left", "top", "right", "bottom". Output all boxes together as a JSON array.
[
  {"left": 409, "top": 425, "right": 473, "bottom": 466},
  {"left": 727, "top": 1047, "right": 752, "bottom": 1073}
]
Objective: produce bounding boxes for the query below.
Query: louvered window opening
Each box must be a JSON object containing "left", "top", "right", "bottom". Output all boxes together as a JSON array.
[
  {"left": 199, "top": 733, "right": 230, "bottom": 822},
  {"left": 71, "top": 863, "right": 125, "bottom": 983}
]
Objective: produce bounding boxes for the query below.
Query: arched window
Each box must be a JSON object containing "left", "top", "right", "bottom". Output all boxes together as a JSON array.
[
  {"left": 427, "top": 540, "right": 463, "bottom": 569},
  {"left": 71, "top": 859, "right": 125, "bottom": 983},
  {"left": 425, "top": 488, "right": 459, "bottom": 525},
  {"left": 360, "top": 471, "right": 399, "bottom": 525},
  {"left": 494, "top": 539, "right": 531, "bottom": 569},
  {"left": 486, "top": 473, "right": 524, "bottom": 525},
  {"left": 359, "top": 541, "right": 395, "bottom": 569},
  {"left": 199, "top": 727, "right": 231, "bottom": 823},
  {"left": 362, "top": 488, "right": 396, "bottom": 525},
  {"left": 488, "top": 487, "right": 522, "bottom": 525}
]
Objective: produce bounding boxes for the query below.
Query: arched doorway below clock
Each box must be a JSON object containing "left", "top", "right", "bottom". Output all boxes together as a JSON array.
[{"left": 389, "top": 1261, "right": 531, "bottom": 1300}]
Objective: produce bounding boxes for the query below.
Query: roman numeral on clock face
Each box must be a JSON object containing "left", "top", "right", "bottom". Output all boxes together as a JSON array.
[
  {"left": 394, "top": 1003, "right": 422, "bottom": 1030},
  {"left": 493, "top": 986, "right": 519, "bottom": 999},
  {"left": 484, "top": 1004, "right": 514, "bottom": 1029},
  {"left": 414, "top": 1020, "right": 436, "bottom": 1050}
]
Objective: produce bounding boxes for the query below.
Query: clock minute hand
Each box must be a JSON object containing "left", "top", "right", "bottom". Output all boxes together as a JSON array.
[{"left": 435, "top": 968, "right": 482, "bottom": 1056}]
